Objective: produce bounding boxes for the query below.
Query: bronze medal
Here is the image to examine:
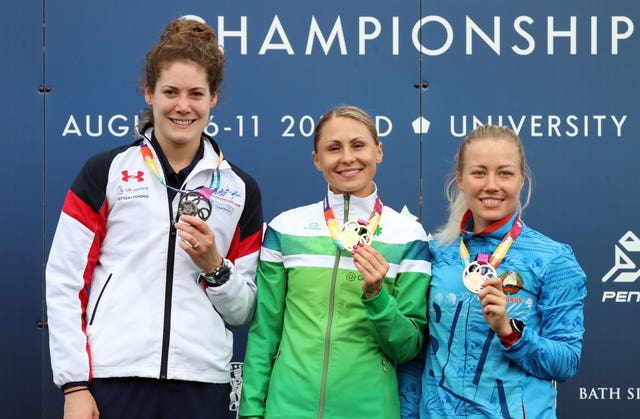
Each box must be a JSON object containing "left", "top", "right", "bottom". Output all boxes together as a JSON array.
[{"left": 462, "top": 261, "right": 497, "bottom": 293}]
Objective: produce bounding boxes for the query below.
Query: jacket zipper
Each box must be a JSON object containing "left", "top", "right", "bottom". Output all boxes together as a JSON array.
[
  {"left": 159, "top": 193, "right": 179, "bottom": 379},
  {"left": 318, "top": 194, "right": 349, "bottom": 419},
  {"left": 382, "top": 358, "right": 392, "bottom": 418}
]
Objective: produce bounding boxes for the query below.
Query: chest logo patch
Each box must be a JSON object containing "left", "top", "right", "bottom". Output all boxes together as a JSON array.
[{"left": 500, "top": 270, "right": 524, "bottom": 295}]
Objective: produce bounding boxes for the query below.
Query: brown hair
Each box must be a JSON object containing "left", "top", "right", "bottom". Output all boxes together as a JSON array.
[{"left": 138, "top": 16, "right": 224, "bottom": 130}]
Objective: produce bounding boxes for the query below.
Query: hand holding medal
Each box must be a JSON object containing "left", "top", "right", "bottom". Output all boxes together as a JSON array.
[
  {"left": 313, "top": 106, "right": 387, "bottom": 296},
  {"left": 175, "top": 214, "right": 223, "bottom": 275},
  {"left": 352, "top": 243, "right": 389, "bottom": 299},
  {"left": 478, "top": 276, "right": 510, "bottom": 336}
]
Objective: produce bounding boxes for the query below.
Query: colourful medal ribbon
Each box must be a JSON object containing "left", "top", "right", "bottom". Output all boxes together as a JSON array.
[
  {"left": 459, "top": 213, "right": 523, "bottom": 269},
  {"left": 140, "top": 140, "right": 223, "bottom": 197},
  {"left": 323, "top": 194, "right": 383, "bottom": 251}
]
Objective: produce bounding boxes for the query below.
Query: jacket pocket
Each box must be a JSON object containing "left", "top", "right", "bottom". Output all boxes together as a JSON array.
[{"left": 88, "top": 273, "right": 113, "bottom": 325}]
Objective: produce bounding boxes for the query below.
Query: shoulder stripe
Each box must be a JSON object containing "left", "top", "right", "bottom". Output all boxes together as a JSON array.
[{"left": 62, "top": 190, "right": 104, "bottom": 233}]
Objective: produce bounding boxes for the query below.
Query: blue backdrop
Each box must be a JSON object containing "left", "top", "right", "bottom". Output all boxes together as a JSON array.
[{"left": 2, "top": 0, "right": 638, "bottom": 417}]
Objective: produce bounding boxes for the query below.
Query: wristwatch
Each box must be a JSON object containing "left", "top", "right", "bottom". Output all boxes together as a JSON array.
[
  {"left": 510, "top": 318, "right": 525, "bottom": 335},
  {"left": 196, "top": 259, "right": 231, "bottom": 287}
]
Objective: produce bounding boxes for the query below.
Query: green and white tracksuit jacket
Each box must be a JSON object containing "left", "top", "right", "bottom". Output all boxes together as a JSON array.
[{"left": 239, "top": 188, "right": 431, "bottom": 419}]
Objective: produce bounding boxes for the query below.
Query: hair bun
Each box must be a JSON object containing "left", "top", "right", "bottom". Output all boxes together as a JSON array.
[{"left": 179, "top": 15, "right": 206, "bottom": 24}]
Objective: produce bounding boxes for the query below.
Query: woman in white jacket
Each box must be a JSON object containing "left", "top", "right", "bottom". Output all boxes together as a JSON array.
[{"left": 46, "top": 15, "right": 263, "bottom": 419}]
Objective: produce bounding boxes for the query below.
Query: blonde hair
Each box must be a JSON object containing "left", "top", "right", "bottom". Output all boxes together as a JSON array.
[
  {"left": 313, "top": 105, "right": 379, "bottom": 151},
  {"left": 434, "top": 125, "right": 533, "bottom": 245}
]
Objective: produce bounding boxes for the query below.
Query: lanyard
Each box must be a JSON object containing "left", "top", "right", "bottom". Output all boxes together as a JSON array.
[
  {"left": 323, "top": 194, "right": 383, "bottom": 251},
  {"left": 139, "top": 141, "right": 223, "bottom": 199},
  {"left": 459, "top": 213, "right": 523, "bottom": 269}
]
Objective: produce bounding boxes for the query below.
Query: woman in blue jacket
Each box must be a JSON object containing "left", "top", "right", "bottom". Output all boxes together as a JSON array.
[{"left": 398, "top": 125, "right": 586, "bottom": 418}]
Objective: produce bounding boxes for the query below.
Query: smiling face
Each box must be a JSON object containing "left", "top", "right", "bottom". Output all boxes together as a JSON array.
[
  {"left": 312, "top": 116, "right": 383, "bottom": 197},
  {"left": 456, "top": 137, "right": 525, "bottom": 232},
  {"left": 144, "top": 60, "right": 217, "bottom": 152}
]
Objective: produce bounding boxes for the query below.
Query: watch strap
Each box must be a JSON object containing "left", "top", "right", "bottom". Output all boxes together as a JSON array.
[{"left": 499, "top": 318, "right": 525, "bottom": 348}]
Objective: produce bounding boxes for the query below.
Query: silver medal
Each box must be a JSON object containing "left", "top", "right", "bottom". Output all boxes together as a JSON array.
[{"left": 178, "top": 191, "right": 212, "bottom": 221}]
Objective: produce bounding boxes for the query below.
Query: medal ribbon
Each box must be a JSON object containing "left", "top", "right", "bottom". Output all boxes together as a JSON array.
[
  {"left": 459, "top": 213, "right": 523, "bottom": 269},
  {"left": 323, "top": 194, "right": 383, "bottom": 251},
  {"left": 140, "top": 141, "right": 223, "bottom": 199}
]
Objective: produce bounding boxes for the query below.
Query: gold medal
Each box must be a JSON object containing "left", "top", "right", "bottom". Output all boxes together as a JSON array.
[{"left": 338, "top": 220, "right": 373, "bottom": 252}]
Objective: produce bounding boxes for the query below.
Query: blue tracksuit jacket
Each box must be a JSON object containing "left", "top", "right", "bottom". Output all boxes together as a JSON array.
[{"left": 398, "top": 211, "right": 587, "bottom": 418}]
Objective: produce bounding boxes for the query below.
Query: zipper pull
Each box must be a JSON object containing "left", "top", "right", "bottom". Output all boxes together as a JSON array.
[{"left": 343, "top": 193, "right": 350, "bottom": 223}]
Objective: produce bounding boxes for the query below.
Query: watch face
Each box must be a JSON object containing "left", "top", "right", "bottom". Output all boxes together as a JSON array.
[
  {"left": 198, "top": 263, "right": 231, "bottom": 287},
  {"left": 511, "top": 318, "right": 525, "bottom": 334},
  {"left": 214, "top": 265, "right": 231, "bottom": 279},
  {"left": 207, "top": 264, "right": 231, "bottom": 286}
]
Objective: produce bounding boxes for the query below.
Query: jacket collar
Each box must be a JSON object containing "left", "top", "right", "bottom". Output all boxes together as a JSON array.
[
  {"left": 460, "top": 209, "right": 518, "bottom": 239},
  {"left": 143, "top": 127, "right": 226, "bottom": 176},
  {"left": 326, "top": 183, "right": 379, "bottom": 223}
]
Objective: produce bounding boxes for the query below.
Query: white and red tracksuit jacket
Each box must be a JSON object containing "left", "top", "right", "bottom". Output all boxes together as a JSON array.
[{"left": 46, "top": 131, "right": 263, "bottom": 389}]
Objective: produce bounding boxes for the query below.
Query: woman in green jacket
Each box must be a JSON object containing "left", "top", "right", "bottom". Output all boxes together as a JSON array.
[{"left": 239, "top": 105, "right": 431, "bottom": 419}]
